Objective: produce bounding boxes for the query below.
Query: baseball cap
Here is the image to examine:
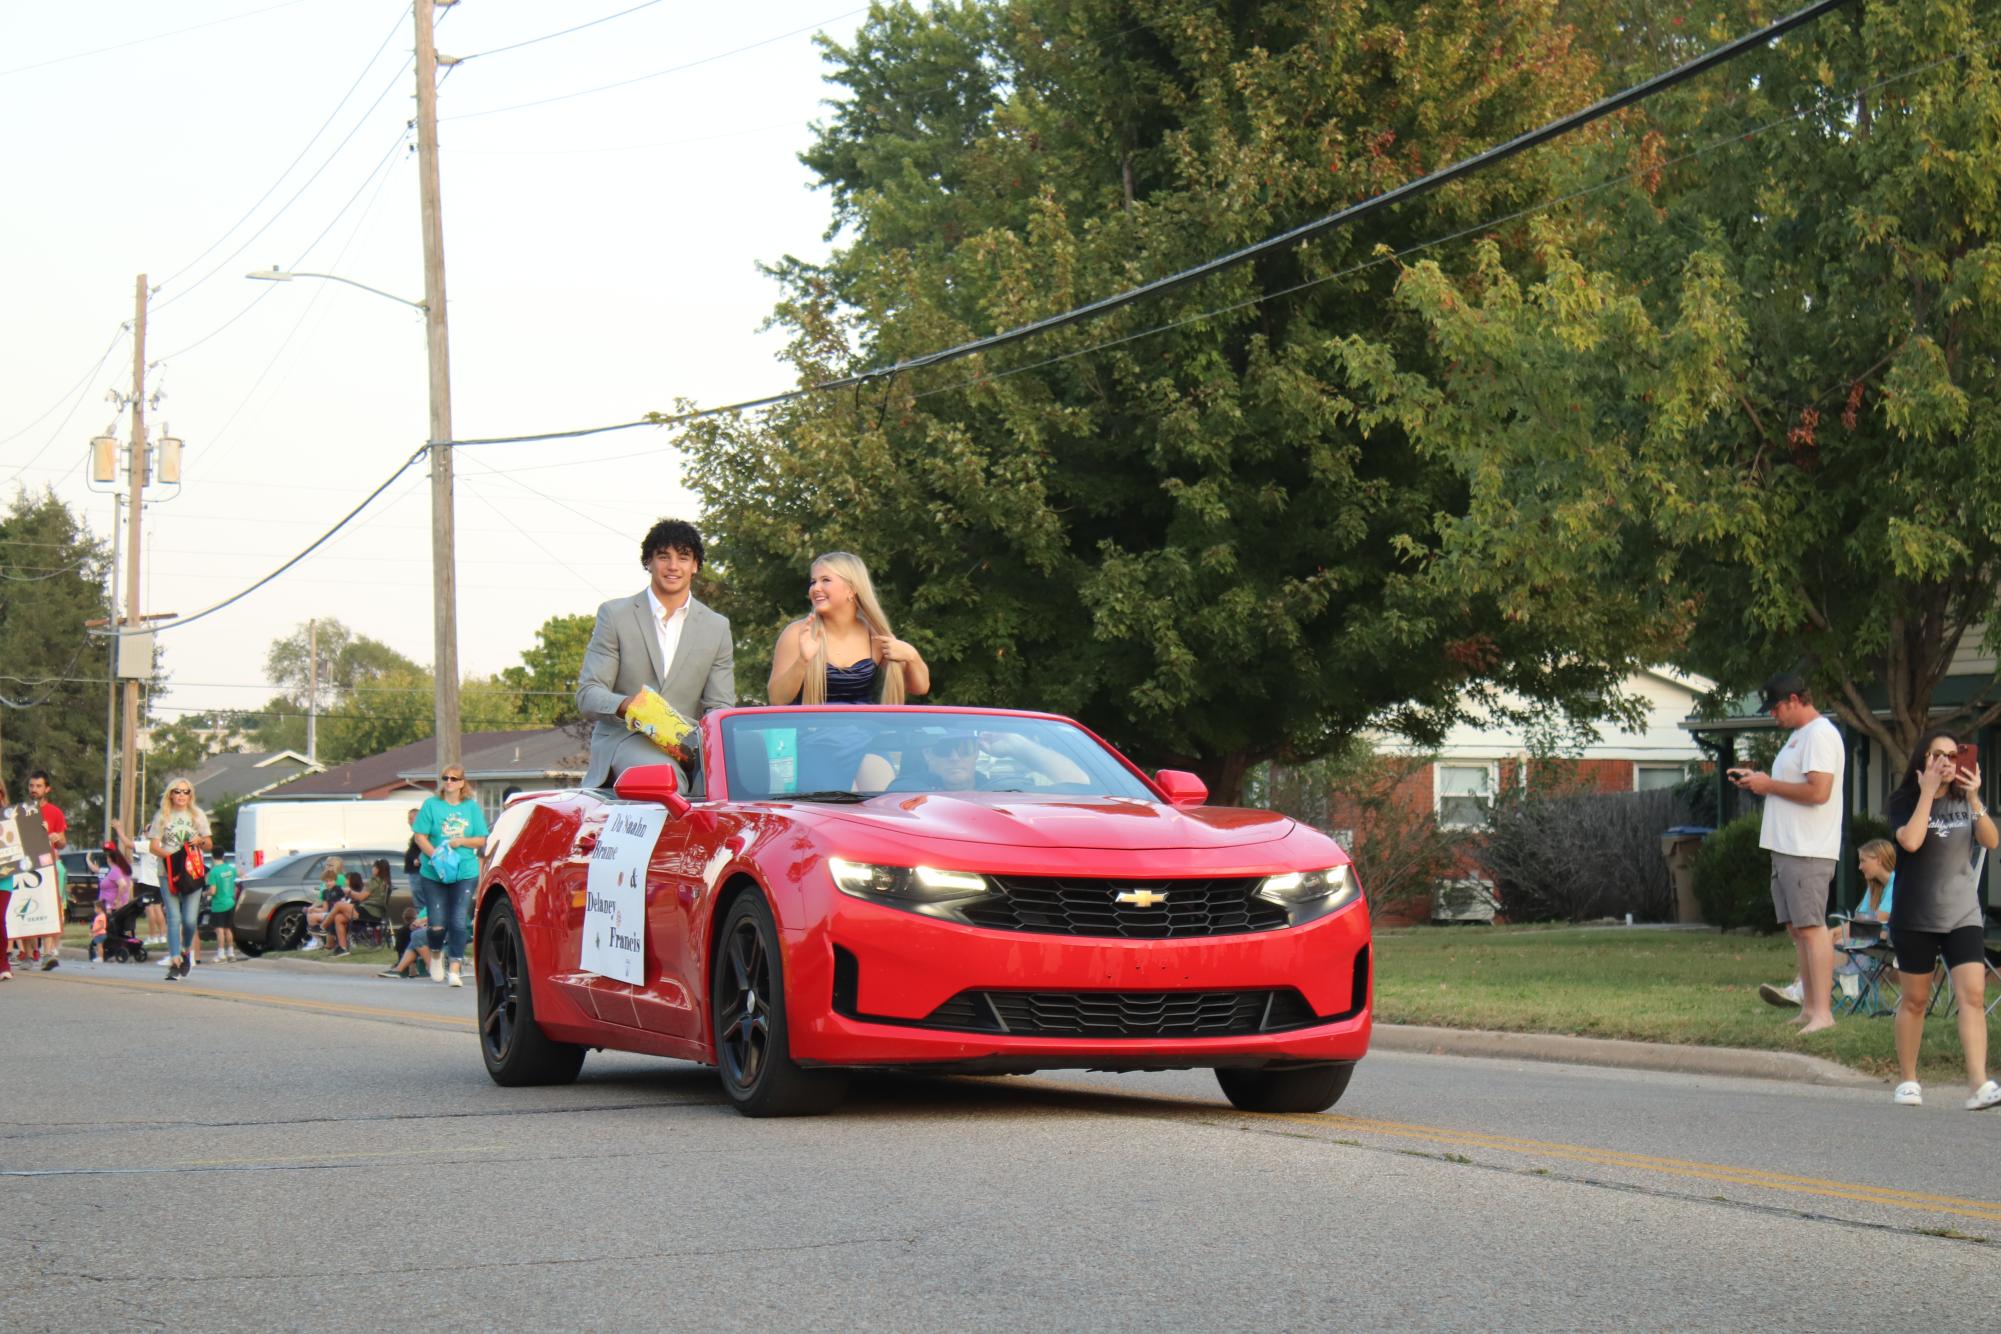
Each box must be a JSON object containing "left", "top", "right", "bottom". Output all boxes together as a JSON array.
[{"left": 1758, "top": 672, "right": 1808, "bottom": 714}]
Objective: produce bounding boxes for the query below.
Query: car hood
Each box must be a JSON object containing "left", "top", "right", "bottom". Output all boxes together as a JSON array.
[{"left": 817, "top": 793, "right": 1296, "bottom": 851}]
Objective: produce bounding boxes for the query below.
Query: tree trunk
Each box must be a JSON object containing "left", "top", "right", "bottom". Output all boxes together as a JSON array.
[{"left": 1192, "top": 750, "right": 1254, "bottom": 806}]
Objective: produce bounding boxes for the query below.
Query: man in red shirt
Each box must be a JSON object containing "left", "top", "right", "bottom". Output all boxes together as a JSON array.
[{"left": 26, "top": 770, "right": 66, "bottom": 971}]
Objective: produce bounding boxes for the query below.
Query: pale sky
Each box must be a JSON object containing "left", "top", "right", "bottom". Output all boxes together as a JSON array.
[{"left": 1, "top": 0, "right": 871, "bottom": 730}]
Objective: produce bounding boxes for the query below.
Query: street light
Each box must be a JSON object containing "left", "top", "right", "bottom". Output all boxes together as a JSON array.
[
  {"left": 247, "top": 256, "right": 462, "bottom": 777},
  {"left": 246, "top": 267, "right": 426, "bottom": 312}
]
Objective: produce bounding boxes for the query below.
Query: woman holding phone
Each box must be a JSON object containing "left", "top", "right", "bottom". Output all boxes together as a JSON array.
[{"left": 1886, "top": 731, "right": 2001, "bottom": 1110}]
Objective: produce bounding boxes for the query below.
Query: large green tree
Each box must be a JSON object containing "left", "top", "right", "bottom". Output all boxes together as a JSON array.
[
  {"left": 682, "top": 0, "right": 1644, "bottom": 800},
  {"left": 0, "top": 490, "right": 113, "bottom": 832},
  {"left": 1370, "top": 0, "right": 2001, "bottom": 764},
  {"left": 495, "top": 613, "right": 594, "bottom": 726}
]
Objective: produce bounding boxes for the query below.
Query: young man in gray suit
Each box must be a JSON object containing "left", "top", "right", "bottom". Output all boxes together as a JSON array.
[{"left": 575, "top": 518, "right": 736, "bottom": 789}]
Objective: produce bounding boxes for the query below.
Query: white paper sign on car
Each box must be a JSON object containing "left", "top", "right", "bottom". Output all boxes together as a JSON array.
[{"left": 580, "top": 807, "right": 666, "bottom": 985}]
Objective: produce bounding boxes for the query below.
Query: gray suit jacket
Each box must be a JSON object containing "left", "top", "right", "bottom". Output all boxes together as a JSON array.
[{"left": 575, "top": 592, "right": 736, "bottom": 788}]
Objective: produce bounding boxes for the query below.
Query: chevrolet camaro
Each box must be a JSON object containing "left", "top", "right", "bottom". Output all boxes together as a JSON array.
[{"left": 473, "top": 705, "right": 1372, "bottom": 1116}]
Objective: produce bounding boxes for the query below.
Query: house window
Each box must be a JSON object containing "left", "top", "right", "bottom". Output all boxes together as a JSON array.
[
  {"left": 1436, "top": 764, "right": 1494, "bottom": 829},
  {"left": 1635, "top": 764, "right": 1683, "bottom": 792}
]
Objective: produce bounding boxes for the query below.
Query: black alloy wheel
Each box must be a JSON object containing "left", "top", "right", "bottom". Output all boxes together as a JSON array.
[
  {"left": 710, "top": 892, "right": 847, "bottom": 1117},
  {"left": 1214, "top": 1062, "right": 1355, "bottom": 1114},
  {"left": 268, "top": 903, "right": 307, "bottom": 952},
  {"left": 478, "top": 897, "right": 584, "bottom": 1086}
]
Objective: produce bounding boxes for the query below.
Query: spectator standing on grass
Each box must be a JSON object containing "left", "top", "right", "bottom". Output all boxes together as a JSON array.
[
  {"left": 1885, "top": 731, "right": 2001, "bottom": 1111},
  {"left": 206, "top": 856, "right": 239, "bottom": 961},
  {"left": 413, "top": 767, "right": 486, "bottom": 988},
  {"left": 1732, "top": 672, "right": 1845, "bottom": 1034},
  {"left": 146, "top": 777, "right": 212, "bottom": 981},
  {"left": 24, "top": 770, "right": 67, "bottom": 971}
]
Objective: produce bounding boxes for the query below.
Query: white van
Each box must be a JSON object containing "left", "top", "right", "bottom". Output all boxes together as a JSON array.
[{"left": 234, "top": 797, "right": 427, "bottom": 870}]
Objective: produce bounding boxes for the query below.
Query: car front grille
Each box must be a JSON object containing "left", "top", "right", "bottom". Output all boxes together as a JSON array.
[
  {"left": 957, "top": 875, "right": 1288, "bottom": 938},
  {"left": 917, "top": 988, "right": 1320, "bottom": 1038}
]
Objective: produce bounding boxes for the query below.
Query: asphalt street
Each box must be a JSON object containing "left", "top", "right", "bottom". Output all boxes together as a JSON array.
[{"left": 5, "top": 958, "right": 2000, "bottom": 1331}]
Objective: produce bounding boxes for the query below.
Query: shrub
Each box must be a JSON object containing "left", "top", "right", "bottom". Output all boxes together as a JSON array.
[
  {"left": 1480, "top": 787, "right": 1689, "bottom": 922},
  {"left": 1691, "top": 812, "right": 1777, "bottom": 932},
  {"left": 1247, "top": 748, "right": 1464, "bottom": 920}
]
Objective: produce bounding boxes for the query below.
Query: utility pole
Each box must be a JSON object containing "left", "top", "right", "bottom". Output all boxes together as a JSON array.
[
  {"left": 101, "top": 493, "right": 122, "bottom": 843},
  {"left": 415, "top": 0, "right": 461, "bottom": 778},
  {"left": 306, "top": 617, "right": 319, "bottom": 763},
  {"left": 119, "top": 274, "right": 147, "bottom": 838}
]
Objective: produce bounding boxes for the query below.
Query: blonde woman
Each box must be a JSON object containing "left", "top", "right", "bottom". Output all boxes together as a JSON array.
[
  {"left": 767, "top": 552, "right": 929, "bottom": 706},
  {"left": 146, "top": 777, "right": 212, "bottom": 980}
]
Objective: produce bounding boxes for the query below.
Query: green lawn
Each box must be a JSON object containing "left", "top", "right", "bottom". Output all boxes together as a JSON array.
[{"left": 1375, "top": 925, "right": 1995, "bottom": 1088}]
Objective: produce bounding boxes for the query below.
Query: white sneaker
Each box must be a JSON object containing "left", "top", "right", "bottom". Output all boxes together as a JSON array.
[
  {"left": 1967, "top": 1080, "right": 2001, "bottom": 1111},
  {"left": 1893, "top": 1081, "right": 1923, "bottom": 1106},
  {"left": 159, "top": 954, "right": 176, "bottom": 966},
  {"left": 1759, "top": 980, "right": 1803, "bottom": 1008},
  {"left": 428, "top": 956, "right": 445, "bottom": 983},
  {"left": 447, "top": 965, "right": 463, "bottom": 988},
  {"left": 300, "top": 938, "right": 321, "bottom": 952}
]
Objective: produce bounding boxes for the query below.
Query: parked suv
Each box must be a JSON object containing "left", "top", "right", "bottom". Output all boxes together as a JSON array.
[{"left": 229, "top": 849, "right": 413, "bottom": 955}]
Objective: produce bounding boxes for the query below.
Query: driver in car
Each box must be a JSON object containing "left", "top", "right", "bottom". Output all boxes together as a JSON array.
[{"left": 890, "top": 728, "right": 1088, "bottom": 792}]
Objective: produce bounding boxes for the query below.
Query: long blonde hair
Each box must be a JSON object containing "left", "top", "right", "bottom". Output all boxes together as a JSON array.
[
  {"left": 152, "top": 775, "right": 205, "bottom": 833},
  {"left": 801, "top": 551, "right": 906, "bottom": 705}
]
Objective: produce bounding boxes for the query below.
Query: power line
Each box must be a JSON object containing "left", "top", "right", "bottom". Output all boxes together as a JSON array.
[
  {"left": 119, "top": 1, "right": 1878, "bottom": 637},
  {"left": 456, "top": 0, "right": 666, "bottom": 62},
  {"left": 444, "top": 6, "right": 867, "bottom": 121},
  {"left": 151, "top": 1, "right": 411, "bottom": 296},
  {"left": 806, "top": 0, "right": 1856, "bottom": 389},
  {"left": 0, "top": 0, "right": 318, "bottom": 78},
  {"left": 195, "top": 128, "right": 415, "bottom": 469},
  {"left": 153, "top": 48, "right": 415, "bottom": 314},
  {"left": 431, "top": 0, "right": 1859, "bottom": 452},
  {"left": 5, "top": 328, "right": 131, "bottom": 484},
  {"left": 0, "top": 325, "right": 131, "bottom": 449},
  {"left": 107, "top": 446, "right": 431, "bottom": 637}
]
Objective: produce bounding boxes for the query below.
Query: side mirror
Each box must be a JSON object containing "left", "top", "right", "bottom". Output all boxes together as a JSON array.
[
  {"left": 613, "top": 763, "right": 692, "bottom": 819},
  {"left": 1154, "top": 769, "right": 1208, "bottom": 806}
]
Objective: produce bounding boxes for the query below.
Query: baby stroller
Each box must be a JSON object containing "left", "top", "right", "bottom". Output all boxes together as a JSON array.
[{"left": 103, "top": 897, "right": 148, "bottom": 963}]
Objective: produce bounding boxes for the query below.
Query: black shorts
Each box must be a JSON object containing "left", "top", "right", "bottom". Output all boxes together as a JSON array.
[
  {"left": 136, "top": 885, "right": 161, "bottom": 905},
  {"left": 1894, "top": 924, "right": 1988, "bottom": 976}
]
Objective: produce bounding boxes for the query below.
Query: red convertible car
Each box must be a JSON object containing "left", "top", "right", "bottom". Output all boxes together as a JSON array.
[{"left": 473, "top": 706, "right": 1372, "bottom": 1116}]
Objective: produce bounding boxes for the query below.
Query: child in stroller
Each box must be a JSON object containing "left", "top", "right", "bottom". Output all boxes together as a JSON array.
[{"left": 102, "top": 895, "right": 148, "bottom": 962}]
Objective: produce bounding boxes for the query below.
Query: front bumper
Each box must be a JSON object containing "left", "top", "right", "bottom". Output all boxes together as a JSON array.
[{"left": 784, "top": 892, "right": 1373, "bottom": 1070}]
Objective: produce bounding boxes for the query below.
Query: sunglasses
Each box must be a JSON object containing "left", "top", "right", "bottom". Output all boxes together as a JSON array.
[
  {"left": 168, "top": 787, "right": 192, "bottom": 796},
  {"left": 442, "top": 774, "right": 466, "bottom": 783}
]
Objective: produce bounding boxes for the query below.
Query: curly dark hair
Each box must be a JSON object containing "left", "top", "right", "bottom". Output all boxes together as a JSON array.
[{"left": 640, "top": 518, "right": 704, "bottom": 569}]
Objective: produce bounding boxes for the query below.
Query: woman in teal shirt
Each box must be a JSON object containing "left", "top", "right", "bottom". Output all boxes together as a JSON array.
[{"left": 412, "top": 766, "right": 488, "bottom": 987}]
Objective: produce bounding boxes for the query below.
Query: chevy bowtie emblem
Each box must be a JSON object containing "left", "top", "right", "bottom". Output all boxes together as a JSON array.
[{"left": 1115, "top": 889, "right": 1168, "bottom": 908}]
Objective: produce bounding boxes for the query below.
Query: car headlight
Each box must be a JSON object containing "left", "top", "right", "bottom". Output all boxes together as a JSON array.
[
  {"left": 828, "top": 857, "right": 991, "bottom": 908},
  {"left": 1256, "top": 864, "right": 1358, "bottom": 913}
]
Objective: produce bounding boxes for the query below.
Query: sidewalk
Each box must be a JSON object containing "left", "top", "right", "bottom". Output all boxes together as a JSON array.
[{"left": 1375, "top": 1023, "right": 1882, "bottom": 1088}]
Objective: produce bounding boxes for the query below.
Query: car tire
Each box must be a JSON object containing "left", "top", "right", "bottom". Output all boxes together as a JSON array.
[
  {"left": 268, "top": 903, "right": 308, "bottom": 952},
  {"left": 477, "top": 897, "right": 585, "bottom": 1087},
  {"left": 711, "top": 891, "right": 848, "bottom": 1117},
  {"left": 1215, "top": 1062, "right": 1354, "bottom": 1114},
  {"left": 236, "top": 939, "right": 263, "bottom": 958}
]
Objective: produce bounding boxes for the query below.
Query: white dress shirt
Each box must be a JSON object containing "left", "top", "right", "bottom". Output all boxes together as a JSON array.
[{"left": 645, "top": 587, "right": 691, "bottom": 679}]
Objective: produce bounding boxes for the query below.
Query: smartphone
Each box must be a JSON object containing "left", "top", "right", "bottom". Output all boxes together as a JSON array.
[
  {"left": 1727, "top": 767, "right": 1751, "bottom": 784},
  {"left": 1956, "top": 743, "right": 1979, "bottom": 779}
]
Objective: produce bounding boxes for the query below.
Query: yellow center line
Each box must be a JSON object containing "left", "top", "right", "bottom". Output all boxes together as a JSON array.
[
  {"left": 41, "top": 977, "right": 2001, "bottom": 1226},
  {"left": 1017, "top": 1077, "right": 2001, "bottom": 1225},
  {"left": 46, "top": 971, "right": 477, "bottom": 1029}
]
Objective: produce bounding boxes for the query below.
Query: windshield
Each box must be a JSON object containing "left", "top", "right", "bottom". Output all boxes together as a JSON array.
[{"left": 719, "top": 711, "right": 1155, "bottom": 802}]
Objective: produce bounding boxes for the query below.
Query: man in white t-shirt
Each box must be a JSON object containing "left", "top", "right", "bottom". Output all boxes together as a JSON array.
[{"left": 1731, "top": 672, "right": 1846, "bottom": 1034}]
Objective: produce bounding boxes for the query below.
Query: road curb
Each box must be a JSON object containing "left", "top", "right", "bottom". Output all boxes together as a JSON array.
[{"left": 1373, "top": 1023, "right": 1883, "bottom": 1089}]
